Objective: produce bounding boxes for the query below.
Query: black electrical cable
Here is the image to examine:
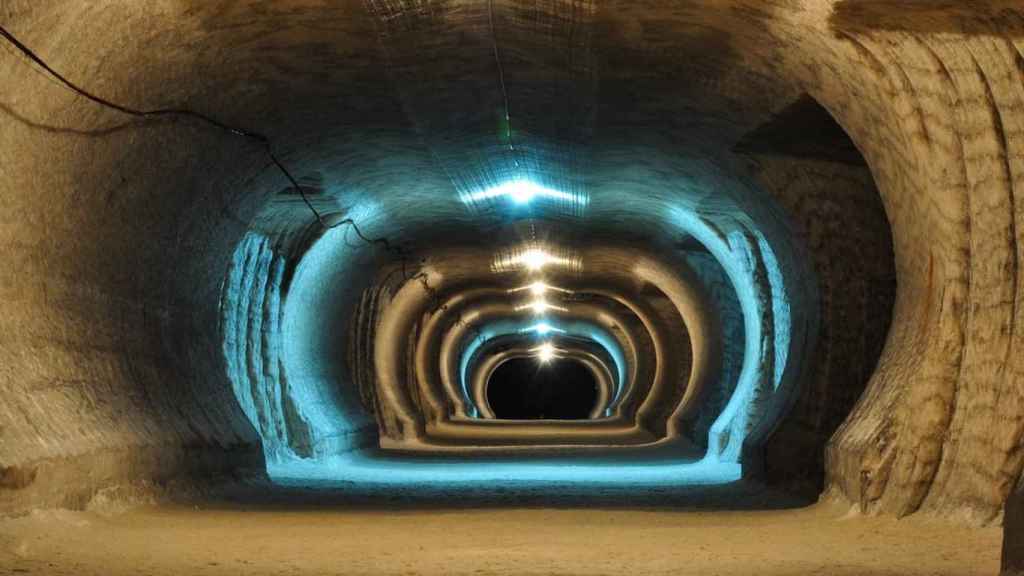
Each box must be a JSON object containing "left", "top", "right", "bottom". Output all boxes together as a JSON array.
[
  {"left": 486, "top": 0, "right": 519, "bottom": 170},
  {"left": 0, "top": 23, "right": 400, "bottom": 257},
  {"left": 0, "top": 22, "right": 484, "bottom": 328}
]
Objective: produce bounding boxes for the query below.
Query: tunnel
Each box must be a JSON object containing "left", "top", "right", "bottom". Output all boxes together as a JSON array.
[
  {"left": 486, "top": 356, "right": 601, "bottom": 420},
  {"left": 1, "top": 1, "right": 1023, "bottom": 575}
]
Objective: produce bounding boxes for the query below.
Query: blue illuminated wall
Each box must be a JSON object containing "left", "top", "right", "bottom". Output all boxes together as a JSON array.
[{"left": 221, "top": 185, "right": 812, "bottom": 492}]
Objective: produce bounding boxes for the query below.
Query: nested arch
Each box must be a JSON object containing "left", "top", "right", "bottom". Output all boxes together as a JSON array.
[{"left": 484, "top": 354, "right": 605, "bottom": 421}]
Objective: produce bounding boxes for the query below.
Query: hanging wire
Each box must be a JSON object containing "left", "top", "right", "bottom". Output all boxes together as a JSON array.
[
  {"left": 1, "top": 21, "right": 485, "bottom": 346},
  {"left": 487, "top": 0, "right": 520, "bottom": 171},
  {"left": 0, "top": 23, "right": 400, "bottom": 257}
]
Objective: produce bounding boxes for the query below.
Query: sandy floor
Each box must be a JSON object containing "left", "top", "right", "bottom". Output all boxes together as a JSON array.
[{"left": 0, "top": 496, "right": 1003, "bottom": 576}]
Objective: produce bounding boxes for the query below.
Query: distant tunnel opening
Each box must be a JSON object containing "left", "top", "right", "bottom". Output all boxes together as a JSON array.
[{"left": 486, "top": 357, "right": 599, "bottom": 420}]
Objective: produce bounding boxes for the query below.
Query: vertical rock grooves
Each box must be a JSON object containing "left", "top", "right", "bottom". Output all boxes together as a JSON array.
[
  {"left": 0, "top": 1, "right": 1022, "bottom": 548},
  {"left": 811, "top": 3, "right": 1024, "bottom": 524}
]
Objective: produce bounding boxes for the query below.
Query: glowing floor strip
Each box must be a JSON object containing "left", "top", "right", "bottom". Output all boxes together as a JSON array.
[{"left": 267, "top": 452, "right": 741, "bottom": 487}]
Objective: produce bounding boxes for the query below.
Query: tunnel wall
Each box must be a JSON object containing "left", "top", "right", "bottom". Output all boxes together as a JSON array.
[
  {"left": 0, "top": 0, "right": 276, "bottom": 512},
  {"left": 0, "top": 2, "right": 1022, "bottom": 556},
  {"left": 762, "top": 4, "right": 1024, "bottom": 525},
  {"left": 0, "top": 0, "right": 422, "bottom": 513},
  {"left": 745, "top": 152, "right": 896, "bottom": 496}
]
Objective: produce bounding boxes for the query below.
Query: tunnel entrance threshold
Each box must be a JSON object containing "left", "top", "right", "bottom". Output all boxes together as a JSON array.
[{"left": 485, "top": 357, "right": 598, "bottom": 420}]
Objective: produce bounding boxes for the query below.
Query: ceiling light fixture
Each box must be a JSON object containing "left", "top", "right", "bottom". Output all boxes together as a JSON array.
[
  {"left": 536, "top": 342, "right": 556, "bottom": 363},
  {"left": 521, "top": 248, "right": 552, "bottom": 271},
  {"left": 515, "top": 299, "right": 569, "bottom": 315},
  {"left": 491, "top": 245, "right": 581, "bottom": 274},
  {"left": 461, "top": 179, "right": 581, "bottom": 207},
  {"left": 507, "top": 281, "right": 573, "bottom": 297}
]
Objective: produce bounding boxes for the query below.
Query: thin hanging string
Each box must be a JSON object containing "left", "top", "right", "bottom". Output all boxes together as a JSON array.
[
  {"left": 1, "top": 21, "right": 486, "bottom": 343},
  {"left": 487, "top": 0, "right": 520, "bottom": 171},
  {"left": 0, "top": 23, "right": 403, "bottom": 258}
]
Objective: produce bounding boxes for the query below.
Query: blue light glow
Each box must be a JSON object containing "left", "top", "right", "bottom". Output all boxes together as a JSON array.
[
  {"left": 223, "top": 195, "right": 797, "bottom": 494},
  {"left": 460, "top": 179, "right": 586, "bottom": 207},
  {"left": 521, "top": 321, "right": 565, "bottom": 336},
  {"left": 668, "top": 209, "right": 779, "bottom": 464},
  {"left": 223, "top": 218, "right": 385, "bottom": 463},
  {"left": 759, "top": 233, "right": 791, "bottom": 390},
  {"left": 267, "top": 452, "right": 742, "bottom": 489}
]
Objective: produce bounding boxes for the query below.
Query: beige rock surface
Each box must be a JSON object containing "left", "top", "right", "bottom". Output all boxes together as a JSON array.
[
  {"left": 1, "top": 0, "right": 1023, "bottom": 572},
  {"left": 0, "top": 500, "right": 1003, "bottom": 576}
]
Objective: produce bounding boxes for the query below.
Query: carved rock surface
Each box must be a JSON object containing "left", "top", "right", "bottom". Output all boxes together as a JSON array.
[{"left": 0, "top": 4, "right": 1022, "bottom": 572}]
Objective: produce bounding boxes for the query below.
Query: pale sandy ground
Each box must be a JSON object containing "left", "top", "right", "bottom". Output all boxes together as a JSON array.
[{"left": 0, "top": 497, "right": 1002, "bottom": 576}]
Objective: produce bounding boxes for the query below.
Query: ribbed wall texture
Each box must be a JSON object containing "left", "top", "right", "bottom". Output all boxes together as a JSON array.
[{"left": 1, "top": 8, "right": 1022, "bottom": 572}]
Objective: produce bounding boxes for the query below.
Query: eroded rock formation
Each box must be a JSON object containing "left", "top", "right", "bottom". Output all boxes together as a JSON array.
[{"left": 1, "top": 1, "right": 1023, "bottom": 571}]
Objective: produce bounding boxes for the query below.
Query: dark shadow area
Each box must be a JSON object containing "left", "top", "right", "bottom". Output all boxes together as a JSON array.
[
  {"left": 733, "top": 95, "right": 867, "bottom": 166},
  {"left": 737, "top": 93, "right": 896, "bottom": 499},
  {"left": 487, "top": 357, "right": 598, "bottom": 420}
]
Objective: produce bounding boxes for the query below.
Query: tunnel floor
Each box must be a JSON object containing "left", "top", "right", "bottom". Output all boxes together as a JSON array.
[
  {"left": 0, "top": 498, "right": 1001, "bottom": 576},
  {"left": 261, "top": 444, "right": 748, "bottom": 498}
]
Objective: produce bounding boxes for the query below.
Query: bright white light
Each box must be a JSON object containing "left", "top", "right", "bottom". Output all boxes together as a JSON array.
[
  {"left": 508, "top": 281, "right": 572, "bottom": 297},
  {"left": 536, "top": 342, "right": 556, "bottom": 363},
  {"left": 522, "top": 249, "right": 551, "bottom": 271},
  {"left": 518, "top": 322, "right": 566, "bottom": 336},
  {"left": 514, "top": 299, "right": 568, "bottom": 315},
  {"left": 509, "top": 181, "right": 540, "bottom": 204},
  {"left": 492, "top": 245, "right": 581, "bottom": 274},
  {"left": 462, "top": 179, "right": 580, "bottom": 206}
]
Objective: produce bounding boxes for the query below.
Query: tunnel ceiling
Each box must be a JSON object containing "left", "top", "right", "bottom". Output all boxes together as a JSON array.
[{"left": 2, "top": 0, "right": 1024, "bottom": 537}]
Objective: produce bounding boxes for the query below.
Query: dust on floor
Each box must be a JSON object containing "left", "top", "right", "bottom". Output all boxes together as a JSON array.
[{"left": 0, "top": 500, "right": 1003, "bottom": 576}]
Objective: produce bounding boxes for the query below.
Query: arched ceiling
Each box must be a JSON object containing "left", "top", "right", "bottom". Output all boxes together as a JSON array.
[{"left": 1, "top": 1, "right": 1022, "bottom": 543}]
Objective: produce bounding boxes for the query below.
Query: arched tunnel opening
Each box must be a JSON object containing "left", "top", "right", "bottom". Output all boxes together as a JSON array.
[
  {"left": 486, "top": 356, "right": 600, "bottom": 420},
  {"left": 1, "top": 2, "right": 1022, "bottom": 575}
]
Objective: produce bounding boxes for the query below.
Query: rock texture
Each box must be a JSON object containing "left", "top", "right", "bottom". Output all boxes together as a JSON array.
[{"left": 0, "top": 6, "right": 1022, "bottom": 574}]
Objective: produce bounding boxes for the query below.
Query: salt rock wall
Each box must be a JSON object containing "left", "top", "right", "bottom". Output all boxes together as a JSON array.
[
  {"left": 0, "top": 4, "right": 1023, "bottom": 561},
  {"left": 770, "top": 2, "right": 1024, "bottom": 525}
]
